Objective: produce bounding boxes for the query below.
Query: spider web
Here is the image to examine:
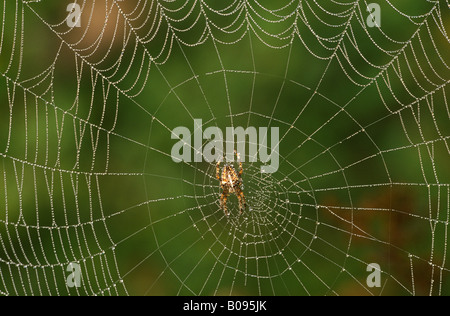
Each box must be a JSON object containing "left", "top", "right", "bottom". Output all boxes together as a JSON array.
[{"left": 0, "top": 0, "right": 449, "bottom": 296}]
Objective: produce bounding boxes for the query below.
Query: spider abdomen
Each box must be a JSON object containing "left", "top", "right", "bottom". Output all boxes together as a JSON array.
[{"left": 216, "top": 152, "right": 247, "bottom": 215}]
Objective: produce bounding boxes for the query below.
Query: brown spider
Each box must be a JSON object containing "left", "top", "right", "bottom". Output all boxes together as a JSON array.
[{"left": 216, "top": 151, "right": 247, "bottom": 216}]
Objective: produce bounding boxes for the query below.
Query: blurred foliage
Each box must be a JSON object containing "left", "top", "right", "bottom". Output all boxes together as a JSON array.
[{"left": 0, "top": 0, "right": 449, "bottom": 296}]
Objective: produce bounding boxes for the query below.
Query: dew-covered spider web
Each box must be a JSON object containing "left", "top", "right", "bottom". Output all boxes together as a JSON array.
[{"left": 0, "top": 0, "right": 449, "bottom": 296}]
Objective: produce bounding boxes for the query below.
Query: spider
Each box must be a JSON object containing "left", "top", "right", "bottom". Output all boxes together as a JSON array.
[{"left": 216, "top": 151, "right": 247, "bottom": 216}]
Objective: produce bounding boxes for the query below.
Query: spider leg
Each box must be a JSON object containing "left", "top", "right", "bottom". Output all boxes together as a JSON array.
[
  {"left": 235, "top": 186, "right": 247, "bottom": 214},
  {"left": 216, "top": 160, "right": 221, "bottom": 181},
  {"left": 235, "top": 150, "right": 243, "bottom": 177},
  {"left": 220, "top": 188, "right": 229, "bottom": 216}
]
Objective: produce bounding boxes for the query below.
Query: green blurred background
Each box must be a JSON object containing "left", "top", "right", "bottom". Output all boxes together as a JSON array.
[{"left": 0, "top": 0, "right": 449, "bottom": 296}]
